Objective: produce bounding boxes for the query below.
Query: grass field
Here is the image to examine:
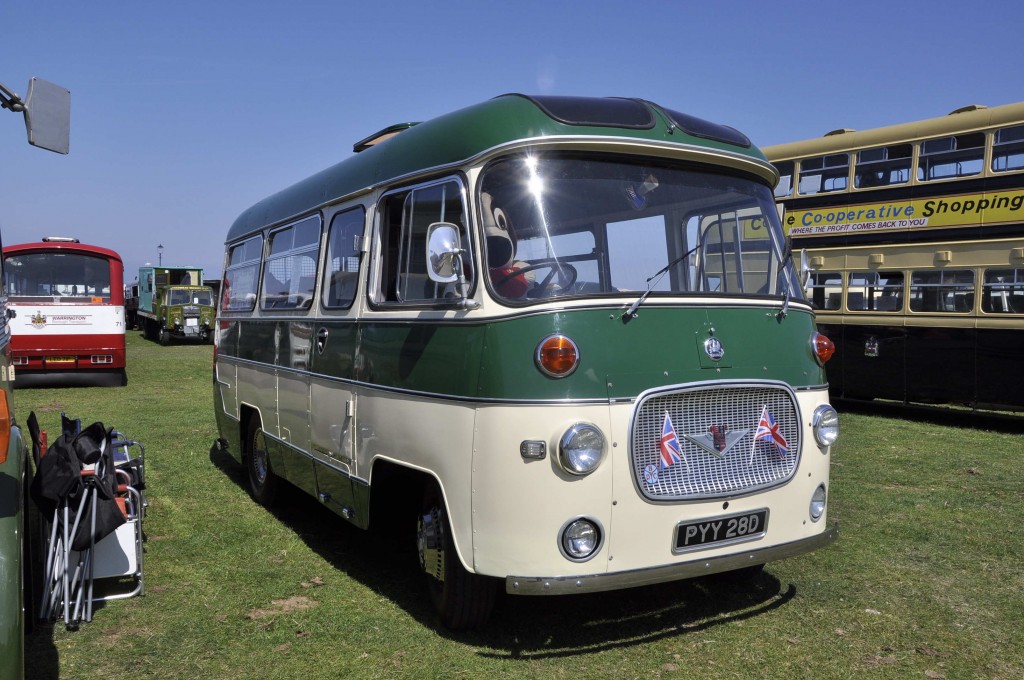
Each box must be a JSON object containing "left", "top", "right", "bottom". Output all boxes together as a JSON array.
[{"left": 21, "top": 332, "right": 1024, "bottom": 679}]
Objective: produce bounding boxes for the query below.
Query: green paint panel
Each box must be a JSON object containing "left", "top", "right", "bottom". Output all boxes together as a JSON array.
[{"left": 224, "top": 304, "right": 824, "bottom": 402}]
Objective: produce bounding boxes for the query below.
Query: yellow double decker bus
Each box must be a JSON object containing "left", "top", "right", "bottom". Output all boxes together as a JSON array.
[{"left": 766, "top": 102, "right": 1024, "bottom": 410}]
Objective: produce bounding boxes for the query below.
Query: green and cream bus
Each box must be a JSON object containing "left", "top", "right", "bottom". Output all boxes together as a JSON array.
[
  {"left": 214, "top": 94, "right": 840, "bottom": 629},
  {"left": 766, "top": 101, "right": 1024, "bottom": 411}
]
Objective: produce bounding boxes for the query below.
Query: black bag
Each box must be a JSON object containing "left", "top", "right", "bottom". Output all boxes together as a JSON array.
[{"left": 30, "top": 420, "right": 126, "bottom": 551}]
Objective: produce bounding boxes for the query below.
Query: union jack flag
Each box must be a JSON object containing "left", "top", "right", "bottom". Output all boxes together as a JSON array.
[
  {"left": 660, "top": 412, "right": 683, "bottom": 469},
  {"left": 754, "top": 406, "right": 788, "bottom": 459}
]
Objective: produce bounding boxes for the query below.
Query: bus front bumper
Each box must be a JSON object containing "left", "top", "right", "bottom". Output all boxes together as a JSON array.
[{"left": 505, "top": 524, "right": 838, "bottom": 595}]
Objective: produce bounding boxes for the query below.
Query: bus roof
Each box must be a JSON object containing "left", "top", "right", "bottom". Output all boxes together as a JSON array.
[
  {"left": 3, "top": 240, "right": 123, "bottom": 263},
  {"left": 226, "top": 94, "right": 770, "bottom": 243},
  {"left": 764, "top": 101, "right": 1024, "bottom": 162}
]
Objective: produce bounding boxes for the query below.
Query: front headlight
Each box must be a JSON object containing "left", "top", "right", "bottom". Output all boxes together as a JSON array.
[
  {"left": 812, "top": 404, "right": 840, "bottom": 449},
  {"left": 558, "top": 423, "right": 606, "bottom": 476}
]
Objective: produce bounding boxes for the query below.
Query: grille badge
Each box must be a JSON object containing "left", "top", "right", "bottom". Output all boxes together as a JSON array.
[{"left": 683, "top": 424, "right": 749, "bottom": 459}]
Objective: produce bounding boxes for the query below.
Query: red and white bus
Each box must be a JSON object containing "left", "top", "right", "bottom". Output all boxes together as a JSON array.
[{"left": 2, "top": 237, "right": 127, "bottom": 386}]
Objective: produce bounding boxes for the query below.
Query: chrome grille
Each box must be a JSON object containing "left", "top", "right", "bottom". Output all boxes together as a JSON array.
[{"left": 630, "top": 382, "right": 800, "bottom": 501}]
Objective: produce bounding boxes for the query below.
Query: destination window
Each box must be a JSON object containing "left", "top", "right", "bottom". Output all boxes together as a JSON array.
[
  {"left": 223, "top": 235, "right": 263, "bottom": 311},
  {"left": 992, "top": 124, "right": 1024, "bottom": 173},
  {"left": 919, "top": 133, "right": 984, "bottom": 181},
  {"left": 797, "top": 153, "right": 849, "bottom": 195},
  {"left": 909, "top": 269, "right": 975, "bottom": 313},
  {"left": 854, "top": 144, "right": 912, "bottom": 188},
  {"left": 847, "top": 271, "right": 904, "bottom": 312},
  {"left": 981, "top": 268, "right": 1024, "bottom": 313}
]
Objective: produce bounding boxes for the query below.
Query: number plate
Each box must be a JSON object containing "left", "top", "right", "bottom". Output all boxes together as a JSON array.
[
  {"left": 186, "top": 318, "right": 198, "bottom": 326},
  {"left": 46, "top": 356, "right": 76, "bottom": 365},
  {"left": 674, "top": 509, "right": 768, "bottom": 553}
]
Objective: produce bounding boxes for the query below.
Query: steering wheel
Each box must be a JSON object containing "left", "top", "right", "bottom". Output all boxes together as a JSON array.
[{"left": 495, "top": 261, "right": 578, "bottom": 296}]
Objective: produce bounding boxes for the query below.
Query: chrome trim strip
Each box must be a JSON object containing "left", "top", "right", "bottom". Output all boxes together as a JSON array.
[{"left": 505, "top": 525, "right": 838, "bottom": 595}]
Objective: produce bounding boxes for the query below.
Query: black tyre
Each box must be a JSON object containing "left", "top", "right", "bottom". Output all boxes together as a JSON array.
[
  {"left": 158, "top": 328, "right": 170, "bottom": 346},
  {"left": 417, "top": 482, "right": 496, "bottom": 630},
  {"left": 245, "top": 416, "right": 279, "bottom": 506}
]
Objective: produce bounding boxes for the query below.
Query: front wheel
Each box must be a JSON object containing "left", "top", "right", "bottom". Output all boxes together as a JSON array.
[
  {"left": 417, "top": 482, "right": 496, "bottom": 630},
  {"left": 245, "top": 417, "right": 279, "bottom": 506}
]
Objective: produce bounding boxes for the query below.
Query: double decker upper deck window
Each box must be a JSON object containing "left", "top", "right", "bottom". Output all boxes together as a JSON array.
[{"left": 798, "top": 154, "right": 849, "bottom": 195}]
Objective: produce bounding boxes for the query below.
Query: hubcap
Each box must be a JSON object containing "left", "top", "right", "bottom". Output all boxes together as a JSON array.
[
  {"left": 251, "top": 430, "right": 268, "bottom": 483},
  {"left": 417, "top": 507, "right": 445, "bottom": 582}
]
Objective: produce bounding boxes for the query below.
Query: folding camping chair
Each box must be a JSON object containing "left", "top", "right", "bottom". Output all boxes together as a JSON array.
[{"left": 31, "top": 413, "right": 147, "bottom": 630}]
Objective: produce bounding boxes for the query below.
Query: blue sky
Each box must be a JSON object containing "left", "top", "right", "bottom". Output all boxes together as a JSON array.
[{"left": 2, "top": 0, "right": 1022, "bottom": 281}]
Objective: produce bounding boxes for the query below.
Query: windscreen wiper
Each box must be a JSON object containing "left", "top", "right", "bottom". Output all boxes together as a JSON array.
[{"left": 621, "top": 243, "right": 701, "bottom": 324}]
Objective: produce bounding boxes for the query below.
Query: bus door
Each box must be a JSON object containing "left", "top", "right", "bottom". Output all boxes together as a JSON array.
[
  {"left": 309, "top": 208, "right": 365, "bottom": 520},
  {"left": 841, "top": 271, "right": 906, "bottom": 401}
]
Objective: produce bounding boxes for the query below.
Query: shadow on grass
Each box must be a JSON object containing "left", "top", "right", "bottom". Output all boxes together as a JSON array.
[{"left": 209, "top": 443, "right": 797, "bottom": 658}]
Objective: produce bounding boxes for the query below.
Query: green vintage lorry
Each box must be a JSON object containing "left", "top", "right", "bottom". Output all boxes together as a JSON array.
[{"left": 137, "top": 266, "right": 216, "bottom": 344}]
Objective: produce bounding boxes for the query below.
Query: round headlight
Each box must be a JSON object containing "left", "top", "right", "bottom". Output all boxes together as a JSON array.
[
  {"left": 810, "top": 483, "right": 827, "bottom": 522},
  {"left": 812, "top": 404, "right": 840, "bottom": 449},
  {"left": 558, "top": 423, "right": 606, "bottom": 475},
  {"left": 560, "top": 518, "right": 601, "bottom": 561}
]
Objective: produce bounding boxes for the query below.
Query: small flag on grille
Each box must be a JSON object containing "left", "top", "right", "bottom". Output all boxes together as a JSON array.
[
  {"left": 660, "top": 412, "right": 683, "bottom": 469},
  {"left": 753, "top": 405, "right": 788, "bottom": 460}
]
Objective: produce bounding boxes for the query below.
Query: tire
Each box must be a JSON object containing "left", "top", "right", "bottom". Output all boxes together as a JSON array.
[
  {"left": 417, "top": 482, "right": 496, "bottom": 630},
  {"left": 158, "top": 328, "right": 170, "bottom": 346},
  {"left": 245, "top": 416, "right": 279, "bottom": 506}
]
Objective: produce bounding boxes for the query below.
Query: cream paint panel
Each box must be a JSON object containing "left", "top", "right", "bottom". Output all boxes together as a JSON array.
[
  {"left": 358, "top": 390, "right": 478, "bottom": 565},
  {"left": 236, "top": 362, "right": 279, "bottom": 435},
  {"left": 309, "top": 377, "right": 354, "bottom": 474},
  {"left": 469, "top": 390, "right": 832, "bottom": 580},
  {"left": 604, "top": 388, "right": 832, "bottom": 573},
  {"left": 470, "top": 403, "right": 615, "bottom": 578},
  {"left": 215, "top": 357, "right": 238, "bottom": 420}
]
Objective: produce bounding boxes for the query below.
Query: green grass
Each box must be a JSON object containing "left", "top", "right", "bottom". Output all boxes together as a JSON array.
[{"left": 21, "top": 332, "right": 1024, "bottom": 679}]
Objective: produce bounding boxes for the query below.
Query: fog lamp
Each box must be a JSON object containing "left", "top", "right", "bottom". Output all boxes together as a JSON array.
[
  {"left": 561, "top": 518, "right": 600, "bottom": 561},
  {"left": 810, "top": 484, "right": 827, "bottom": 522}
]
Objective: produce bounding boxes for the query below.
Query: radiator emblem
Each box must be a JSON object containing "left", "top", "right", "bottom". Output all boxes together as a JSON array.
[{"left": 684, "top": 424, "right": 749, "bottom": 459}]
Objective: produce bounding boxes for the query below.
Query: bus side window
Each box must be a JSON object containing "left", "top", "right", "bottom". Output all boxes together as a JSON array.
[
  {"left": 805, "top": 271, "right": 841, "bottom": 310},
  {"left": 910, "top": 269, "right": 974, "bottom": 313},
  {"left": 224, "top": 236, "right": 263, "bottom": 311},
  {"left": 848, "top": 271, "right": 903, "bottom": 311},
  {"left": 992, "top": 124, "right": 1024, "bottom": 173},
  {"left": 378, "top": 179, "right": 470, "bottom": 304},
  {"left": 982, "top": 268, "right": 1024, "bottom": 313},
  {"left": 261, "top": 215, "right": 322, "bottom": 310},
  {"left": 323, "top": 206, "right": 366, "bottom": 309}
]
